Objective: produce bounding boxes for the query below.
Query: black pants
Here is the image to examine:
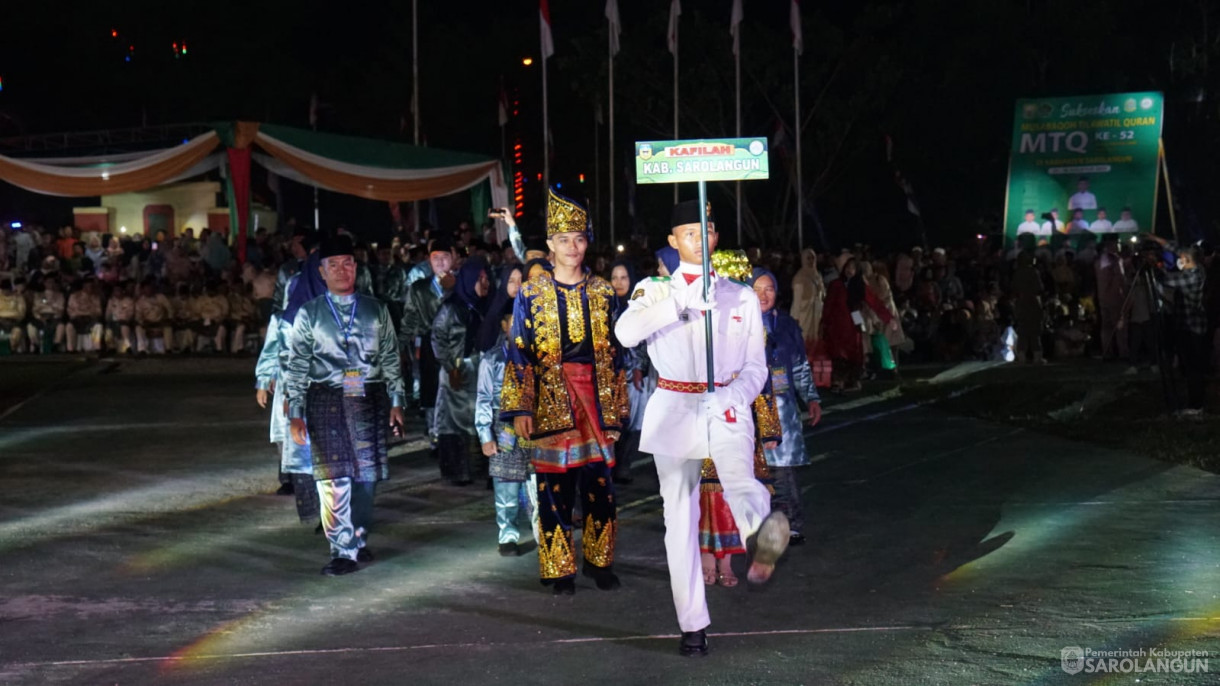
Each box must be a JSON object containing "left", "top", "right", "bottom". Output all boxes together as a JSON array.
[
  {"left": 418, "top": 333, "right": 439, "bottom": 411},
  {"left": 1127, "top": 321, "right": 1158, "bottom": 369},
  {"left": 1178, "top": 330, "right": 1208, "bottom": 410},
  {"left": 770, "top": 466, "right": 805, "bottom": 533},
  {"left": 437, "top": 434, "right": 475, "bottom": 484},
  {"left": 611, "top": 430, "right": 641, "bottom": 481},
  {"left": 536, "top": 461, "right": 617, "bottom": 580}
]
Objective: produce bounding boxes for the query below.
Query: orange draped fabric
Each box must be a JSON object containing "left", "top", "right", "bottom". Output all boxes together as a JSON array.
[
  {"left": 0, "top": 134, "right": 220, "bottom": 197},
  {"left": 254, "top": 134, "right": 499, "bottom": 203}
]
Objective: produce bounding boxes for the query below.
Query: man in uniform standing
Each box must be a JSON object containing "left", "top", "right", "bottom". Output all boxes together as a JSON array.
[
  {"left": 401, "top": 237, "right": 455, "bottom": 449},
  {"left": 501, "top": 188, "right": 630, "bottom": 596},
  {"left": 272, "top": 227, "right": 313, "bottom": 318},
  {"left": 615, "top": 200, "right": 791, "bottom": 657},
  {"left": 285, "top": 234, "right": 407, "bottom": 576}
]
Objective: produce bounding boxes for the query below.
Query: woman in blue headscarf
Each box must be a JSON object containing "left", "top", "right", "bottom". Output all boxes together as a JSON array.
[
  {"left": 608, "top": 258, "right": 650, "bottom": 483},
  {"left": 749, "top": 267, "right": 822, "bottom": 545},
  {"left": 432, "top": 256, "right": 491, "bottom": 485},
  {"left": 655, "top": 246, "right": 680, "bottom": 277}
]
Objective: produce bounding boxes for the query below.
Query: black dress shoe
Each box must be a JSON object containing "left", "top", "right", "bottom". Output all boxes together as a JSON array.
[
  {"left": 314, "top": 523, "right": 324, "bottom": 535},
  {"left": 581, "top": 564, "right": 621, "bottom": 590},
  {"left": 320, "top": 558, "right": 359, "bottom": 576},
  {"left": 679, "top": 630, "right": 708, "bottom": 657},
  {"left": 275, "top": 482, "right": 295, "bottom": 496},
  {"left": 357, "top": 548, "right": 374, "bottom": 563},
  {"left": 552, "top": 578, "right": 576, "bottom": 596},
  {"left": 789, "top": 532, "right": 806, "bottom": 546},
  {"left": 498, "top": 542, "right": 518, "bottom": 557}
]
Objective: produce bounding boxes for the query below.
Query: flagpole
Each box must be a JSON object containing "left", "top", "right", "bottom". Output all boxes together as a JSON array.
[
  {"left": 673, "top": 1, "right": 683, "bottom": 203},
  {"left": 543, "top": 48, "right": 550, "bottom": 208},
  {"left": 608, "top": 14, "right": 616, "bottom": 249},
  {"left": 411, "top": 0, "right": 420, "bottom": 236},
  {"left": 672, "top": 17, "right": 679, "bottom": 204},
  {"left": 500, "top": 76, "right": 507, "bottom": 168},
  {"left": 734, "top": 29, "right": 742, "bottom": 247},
  {"left": 312, "top": 120, "right": 320, "bottom": 229},
  {"left": 594, "top": 106, "right": 601, "bottom": 243},
  {"left": 794, "top": 44, "right": 802, "bottom": 251}
]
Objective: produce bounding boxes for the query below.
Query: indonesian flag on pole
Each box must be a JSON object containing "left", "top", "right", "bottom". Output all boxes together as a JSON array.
[
  {"left": 730, "top": 0, "right": 743, "bottom": 56},
  {"left": 540, "top": 0, "right": 555, "bottom": 59},
  {"left": 667, "top": 0, "right": 681, "bottom": 55},
  {"left": 497, "top": 85, "right": 509, "bottom": 127},
  {"left": 606, "top": 0, "right": 621, "bottom": 57},
  {"left": 790, "top": 0, "right": 803, "bottom": 55}
]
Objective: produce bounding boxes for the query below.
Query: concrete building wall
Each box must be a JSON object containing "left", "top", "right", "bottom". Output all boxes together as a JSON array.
[{"left": 93, "top": 181, "right": 222, "bottom": 237}]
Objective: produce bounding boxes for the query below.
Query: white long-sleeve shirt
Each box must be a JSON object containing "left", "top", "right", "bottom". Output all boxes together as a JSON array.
[{"left": 614, "top": 261, "right": 767, "bottom": 456}]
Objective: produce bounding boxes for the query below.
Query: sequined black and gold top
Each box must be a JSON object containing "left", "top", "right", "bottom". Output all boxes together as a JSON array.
[{"left": 500, "top": 270, "right": 631, "bottom": 448}]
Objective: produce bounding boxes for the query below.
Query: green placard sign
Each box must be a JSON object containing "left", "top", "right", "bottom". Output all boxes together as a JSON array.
[
  {"left": 1004, "top": 92, "right": 1164, "bottom": 247},
  {"left": 634, "top": 138, "right": 770, "bottom": 184}
]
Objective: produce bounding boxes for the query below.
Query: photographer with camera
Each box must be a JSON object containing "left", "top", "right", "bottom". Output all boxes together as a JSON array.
[
  {"left": 1120, "top": 240, "right": 1163, "bottom": 375},
  {"left": 1144, "top": 234, "right": 1208, "bottom": 416}
]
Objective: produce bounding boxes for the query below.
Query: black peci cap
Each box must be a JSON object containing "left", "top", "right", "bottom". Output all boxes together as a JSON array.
[{"left": 670, "top": 199, "right": 716, "bottom": 229}]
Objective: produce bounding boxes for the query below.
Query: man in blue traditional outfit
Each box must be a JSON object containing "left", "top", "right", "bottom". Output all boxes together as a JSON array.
[
  {"left": 285, "top": 234, "right": 407, "bottom": 576},
  {"left": 501, "top": 188, "right": 630, "bottom": 595},
  {"left": 255, "top": 251, "right": 321, "bottom": 528},
  {"left": 401, "top": 237, "right": 456, "bottom": 462}
]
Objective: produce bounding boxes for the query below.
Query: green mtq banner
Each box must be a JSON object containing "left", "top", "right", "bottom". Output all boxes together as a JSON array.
[
  {"left": 634, "top": 138, "right": 770, "bottom": 184},
  {"left": 1004, "top": 92, "right": 1163, "bottom": 247}
]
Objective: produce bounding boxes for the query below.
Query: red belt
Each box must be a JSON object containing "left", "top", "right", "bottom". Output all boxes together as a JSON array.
[{"left": 657, "top": 378, "right": 725, "bottom": 394}]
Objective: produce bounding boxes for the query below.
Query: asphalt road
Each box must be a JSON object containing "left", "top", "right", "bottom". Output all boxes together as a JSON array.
[{"left": 1, "top": 358, "right": 1218, "bottom": 685}]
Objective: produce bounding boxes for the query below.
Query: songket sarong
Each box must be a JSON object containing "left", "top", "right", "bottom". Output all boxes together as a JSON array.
[
  {"left": 532, "top": 363, "right": 616, "bottom": 580},
  {"left": 490, "top": 422, "right": 530, "bottom": 482},
  {"left": 531, "top": 363, "right": 615, "bottom": 473},
  {"left": 305, "top": 382, "right": 390, "bottom": 483},
  {"left": 698, "top": 447, "right": 774, "bottom": 558}
]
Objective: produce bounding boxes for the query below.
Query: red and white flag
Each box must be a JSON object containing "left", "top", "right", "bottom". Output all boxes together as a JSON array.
[
  {"left": 606, "top": 0, "right": 621, "bottom": 57},
  {"left": 885, "top": 134, "right": 921, "bottom": 217},
  {"left": 667, "top": 0, "right": 681, "bottom": 55},
  {"left": 540, "top": 0, "right": 555, "bottom": 59},
  {"left": 790, "top": 0, "right": 803, "bottom": 55},
  {"left": 497, "top": 85, "right": 510, "bottom": 127},
  {"left": 730, "top": 0, "right": 743, "bottom": 56}
]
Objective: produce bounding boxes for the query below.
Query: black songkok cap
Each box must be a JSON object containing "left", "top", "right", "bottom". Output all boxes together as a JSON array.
[
  {"left": 320, "top": 233, "right": 355, "bottom": 259},
  {"left": 670, "top": 199, "right": 716, "bottom": 229},
  {"left": 428, "top": 236, "right": 455, "bottom": 254}
]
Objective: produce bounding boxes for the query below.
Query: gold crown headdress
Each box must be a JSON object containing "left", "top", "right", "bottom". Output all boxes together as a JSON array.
[
  {"left": 546, "top": 187, "right": 589, "bottom": 238},
  {"left": 711, "top": 249, "right": 752, "bottom": 282}
]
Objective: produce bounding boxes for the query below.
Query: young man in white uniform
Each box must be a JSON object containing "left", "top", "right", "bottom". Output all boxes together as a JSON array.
[
  {"left": 1090, "top": 207, "right": 1114, "bottom": 234},
  {"left": 615, "top": 200, "right": 790, "bottom": 657},
  {"left": 1040, "top": 208, "right": 1064, "bottom": 235},
  {"left": 1112, "top": 207, "right": 1140, "bottom": 233},
  {"left": 1068, "top": 177, "right": 1098, "bottom": 210},
  {"left": 1016, "top": 209, "right": 1042, "bottom": 236}
]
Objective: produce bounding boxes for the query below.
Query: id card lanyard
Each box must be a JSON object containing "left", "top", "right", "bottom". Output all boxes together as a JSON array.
[
  {"left": 325, "top": 295, "right": 366, "bottom": 397},
  {"left": 325, "top": 294, "right": 359, "bottom": 352}
]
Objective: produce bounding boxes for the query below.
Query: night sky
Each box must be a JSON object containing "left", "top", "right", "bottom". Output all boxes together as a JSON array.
[{"left": 1, "top": 0, "right": 1214, "bottom": 248}]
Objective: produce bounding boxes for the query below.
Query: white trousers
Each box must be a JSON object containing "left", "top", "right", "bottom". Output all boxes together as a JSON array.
[
  {"left": 316, "top": 477, "right": 375, "bottom": 561},
  {"left": 653, "top": 406, "right": 771, "bottom": 632}
]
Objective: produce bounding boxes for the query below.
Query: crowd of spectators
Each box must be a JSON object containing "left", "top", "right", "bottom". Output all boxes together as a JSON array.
[{"left": 3, "top": 218, "right": 1214, "bottom": 408}]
